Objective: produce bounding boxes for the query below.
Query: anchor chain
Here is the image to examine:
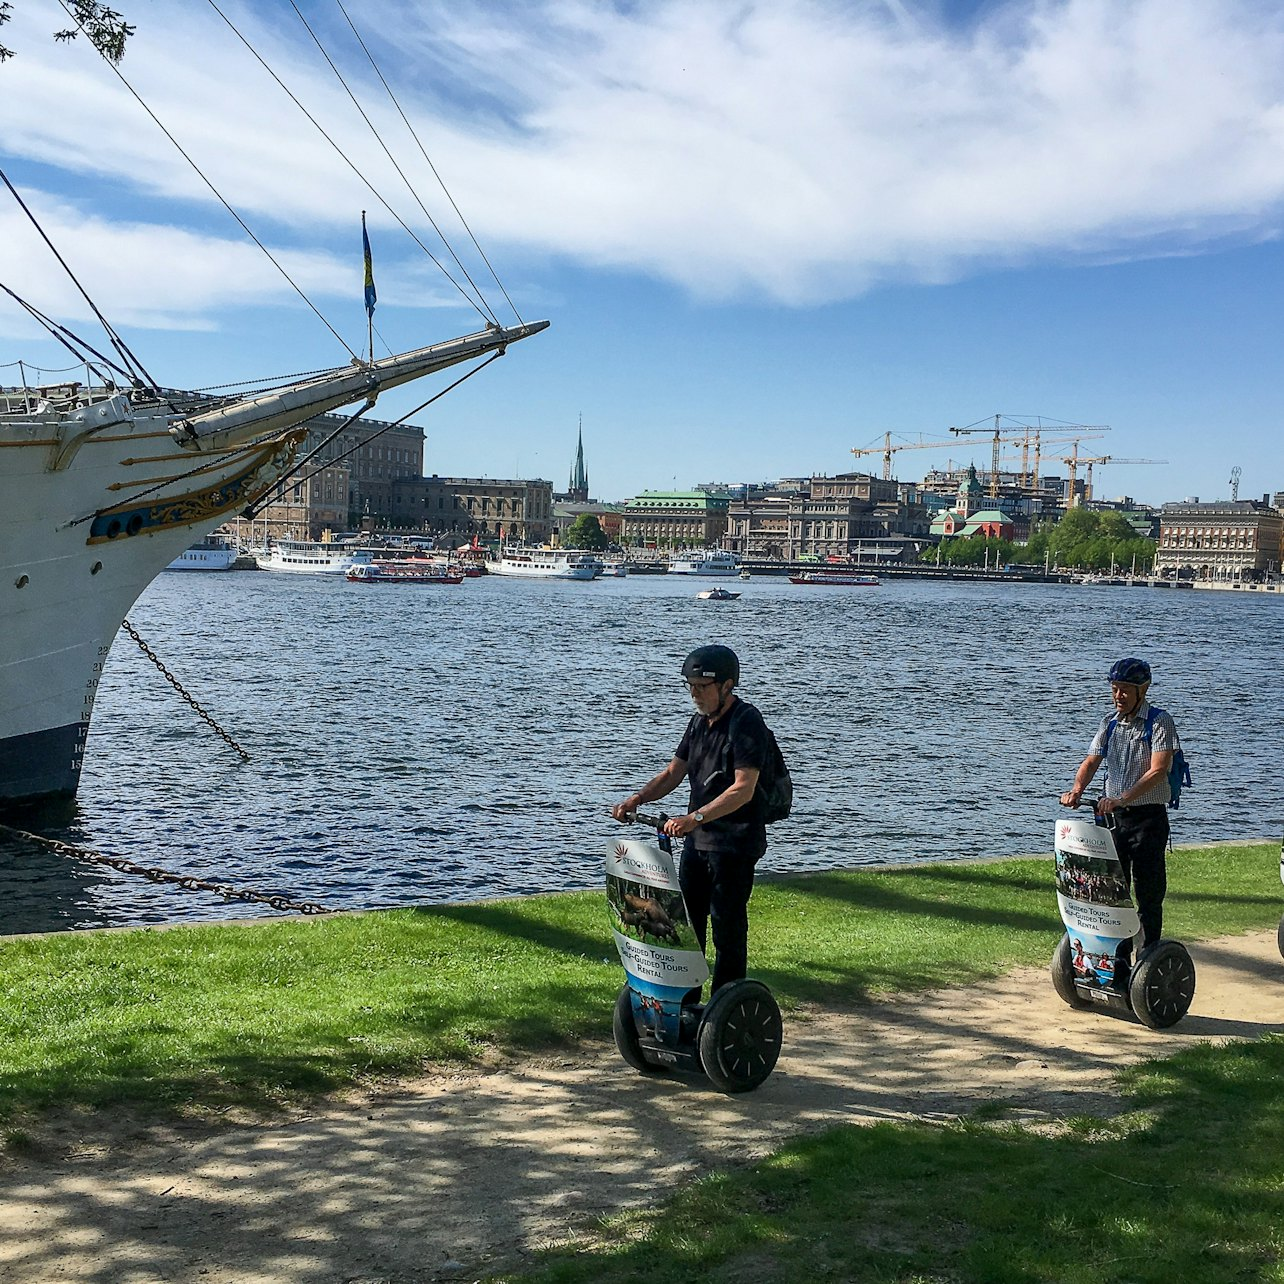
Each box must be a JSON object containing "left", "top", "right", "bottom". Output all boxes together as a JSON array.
[
  {"left": 122, "top": 619, "right": 251, "bottom": 761},
  {"left": 0, "top": 823, "right": 330, "bottom": 915}
]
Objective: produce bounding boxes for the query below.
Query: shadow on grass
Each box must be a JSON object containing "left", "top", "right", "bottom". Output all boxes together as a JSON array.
[{"left": 517, "top": 1035, "right": 1284, "bottom": 1284}]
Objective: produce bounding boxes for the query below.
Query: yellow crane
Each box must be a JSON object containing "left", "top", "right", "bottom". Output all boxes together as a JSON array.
[
  {"left": 950, "top": 415, "right": 1110, "bottom": 497},
  {"left": 849, "top": 433, "right": 955, "bottom": 481},
  {"left": 1071, "top": 455, "right": 1168, "bottom": 505}
]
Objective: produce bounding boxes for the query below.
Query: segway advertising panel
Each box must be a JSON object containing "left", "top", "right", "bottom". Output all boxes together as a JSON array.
[
  {"left": 606, "top": 827, "right": 709, "bottom": 1070},
  {"left": 1052, "top": 815, "right": 1139, "bottom": 1016},
  {"left": 606, "top": 812, "right": 782, "bottom": 1092},
  {"left": 1051, "top": 812, "right": 1196, "bottom": 1028}
]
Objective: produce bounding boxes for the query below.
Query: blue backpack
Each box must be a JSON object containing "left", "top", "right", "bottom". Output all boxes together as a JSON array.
[{"left": 1103, "top": 705, "right": 1191, "bottom": 809}]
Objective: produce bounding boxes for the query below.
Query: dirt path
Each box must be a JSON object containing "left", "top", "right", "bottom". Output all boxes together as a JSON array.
[{"left": 2, "top": 929, "right": 1282, "bottom": 1284}]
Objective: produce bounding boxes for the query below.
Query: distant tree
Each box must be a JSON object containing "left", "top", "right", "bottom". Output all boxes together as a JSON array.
[
  {"left": 0, "top": 1, "right": 133, "bottom": 63},
  {"left": 563, "top": 514, "right": 608, "bottom": 550}
]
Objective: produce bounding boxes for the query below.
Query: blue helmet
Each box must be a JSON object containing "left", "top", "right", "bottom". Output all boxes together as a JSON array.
[{"left": 1108, "top": 657, "right": 1151, "bottom": 686}]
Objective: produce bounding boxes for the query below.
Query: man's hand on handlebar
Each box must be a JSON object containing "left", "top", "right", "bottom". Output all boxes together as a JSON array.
[
  {"left": 1059, "top": 789, "right": 1083, "bottom": 808},
  {"left": 662, "top": 814, "right": 700, "bottom": 839}
]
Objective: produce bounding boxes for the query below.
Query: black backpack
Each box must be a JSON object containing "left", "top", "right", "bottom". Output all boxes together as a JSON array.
[{"left": 730, "top": 703, "right": 794, "bottom": 824}]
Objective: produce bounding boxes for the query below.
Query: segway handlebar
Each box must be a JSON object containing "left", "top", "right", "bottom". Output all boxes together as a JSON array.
[{"left": 629, "top": 810, "right": 669, "bottom": 830}]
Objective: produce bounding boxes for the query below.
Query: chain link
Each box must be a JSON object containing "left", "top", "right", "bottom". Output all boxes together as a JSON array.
[
  {"left": 0, "top": 823, "right": 330, "bottom": 915},
  {"left": 123, "top": 619, "right": 251, "bottom": 761}
]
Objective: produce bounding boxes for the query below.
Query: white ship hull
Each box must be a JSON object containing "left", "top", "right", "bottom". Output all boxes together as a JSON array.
[
  {"left": 486, "top": 549, "right": 598, "bottom": 579},
  {"left": 667, "top": 552, "right": 740, "bottom": 575},
  {"left": 255, "top": 543, "right": 360, "bottom": 574},
  {"left": 0, "top": 319, "right": 548, "bottom": 807},
  {"left": 165, "top": 536, "right": 238, "bottom": 572}
]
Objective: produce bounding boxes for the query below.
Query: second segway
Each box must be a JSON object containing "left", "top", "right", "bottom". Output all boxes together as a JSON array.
[
  {"left": 1050, "top": 809, "right": 1196, "bottom": 1029},
  {"left": 606, "top": 810, "right": 782, "bottom": 1093}
]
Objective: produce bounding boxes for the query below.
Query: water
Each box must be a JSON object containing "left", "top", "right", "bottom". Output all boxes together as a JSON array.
[{"left": 2, "top": 572, "right": 1281, "bottom": 934}]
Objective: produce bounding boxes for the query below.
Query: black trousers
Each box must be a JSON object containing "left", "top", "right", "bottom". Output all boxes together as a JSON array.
[
  {"left": 1111, "top": 805, "right": 1169, "bottom": 947},
  {"left": 679, "top": 839, "right": 760, "bottom": 994}
]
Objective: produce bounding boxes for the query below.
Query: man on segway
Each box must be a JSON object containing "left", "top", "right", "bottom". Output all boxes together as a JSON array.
[
  {"left": 611, "top": 645, "right": 770, "bottom": 995},
  {"left": 1059, "top": 656, "right": 1182, "bottom": 951}
]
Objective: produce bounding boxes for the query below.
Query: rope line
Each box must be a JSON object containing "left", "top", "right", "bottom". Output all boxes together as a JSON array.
[
  {"left": 0, "top": 168, "right": 155, "bottom": 389},
  {"left": 337, "top": 0, "right": 525, "bottom": 328},
  {"left": 52, "top": 0, "right": 358, "bottom": 363},
  {"left": 205, "top": 0, "right": 490, "bottom": 324},
  {"left": 0, "top": 823, "right": 330, "bottom": 915},
  {"left": 289, "top": 0, "right": 498, "bottom": 326}
]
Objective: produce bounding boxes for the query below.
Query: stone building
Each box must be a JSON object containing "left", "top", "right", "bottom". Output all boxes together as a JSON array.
[
  {"left": 391, "top": 476, "right": 555, "bottom": 544},
  {"left": 725, "top": 474, "right": 929, "bottom": 560},
  {"left": 250, "top": 409, "right": 424, "bottom": 539},
  {"left": 1155, "top": 500, "right": 1283, "bottom": 581},
  {"left": 619, "top": 490, "right": 730, "bottom": 547}
]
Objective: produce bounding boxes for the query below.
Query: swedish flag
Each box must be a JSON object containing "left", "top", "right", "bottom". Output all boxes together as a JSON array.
[{"left": 362, "top": 211, "right": 377, "bottom": 319}]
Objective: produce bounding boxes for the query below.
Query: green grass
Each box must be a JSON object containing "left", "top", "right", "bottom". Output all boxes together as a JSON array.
[
  {"left": 0, "top": 841, "right": 1277, "bottom": 1121},
  {"left": 510, "top": 1034, "right": 1284, "bottom": 1284}
]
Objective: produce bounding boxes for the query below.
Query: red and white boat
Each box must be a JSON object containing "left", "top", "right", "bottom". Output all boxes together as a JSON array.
[
  {"left": 347, "top": 561, "right": 464, "bottom": 585},
  {"left": 788, "top": 571, "right": 880, "bottom": 586}
]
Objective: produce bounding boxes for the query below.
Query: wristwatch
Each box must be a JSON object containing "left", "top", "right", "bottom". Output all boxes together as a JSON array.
[{"left": 692, "top": 811, "right": 706, "bottom": 824}]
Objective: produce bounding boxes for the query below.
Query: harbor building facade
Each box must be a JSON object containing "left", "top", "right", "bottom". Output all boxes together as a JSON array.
[
  {"left": 620, "top": 490, "right": 730, "bottom": 547},
  {"left": 1155, "top": 500, "right": 1283, "bottom": 582},
  {"left": 391, "top": 476, "right": 555, "bottom": 543},
  {"left": 725, "top": 474, "right": 929, "bottom": 561}
]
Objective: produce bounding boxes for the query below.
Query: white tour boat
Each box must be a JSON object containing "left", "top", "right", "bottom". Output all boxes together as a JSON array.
[
  {"left": 667, "top": 550, "right": 741, "bottom": 575},
  {"left": 164, "top": 533, "right": 238, "bottom": 572},
  {"left": 486, "top": 547, "right": 599, "bottom": 580},
  {"left": 255, "top": 540, "right": 365, "bottom": 575}
]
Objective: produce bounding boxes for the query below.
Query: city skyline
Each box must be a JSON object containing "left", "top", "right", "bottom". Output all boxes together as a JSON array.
[{"left": 3, "top": 0, "right": 1284, "bottom": 509}]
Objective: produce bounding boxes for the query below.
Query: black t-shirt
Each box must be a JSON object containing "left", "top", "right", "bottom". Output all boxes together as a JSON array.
[{"left": 675, "top": 698, "right": 769, "bottom": 855}]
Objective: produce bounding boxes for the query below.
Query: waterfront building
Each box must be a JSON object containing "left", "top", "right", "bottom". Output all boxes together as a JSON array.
[
  {"left": 393, "top": 476, "right": 554, "bottom": 544},
  {"left": 251, "top": 408, "right": 424, "bottom": 539},
  {"left": 620, "top": 490, "right": 730, "bottom": 548},
  {"left": 724, "top": 474, "right": 928, "bottom": 561},
  {"left": 552, "top": 501, "right": 623, "bottom": 544},
  {"left": 1155, "top": 500, "right": 1283, "bottom": 582}
]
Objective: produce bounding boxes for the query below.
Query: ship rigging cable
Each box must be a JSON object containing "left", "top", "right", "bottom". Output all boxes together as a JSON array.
[
  {"left": 205, "top": 0, "right": 499, "bottom": 327},
  {"left": 335, "top": 0, "right": 524, "bottom": 327},
  {"left": 0, "top": 169, "right": 156, "bottom": 390},
  {"left": 287, "top": 0, "right": 508, "bottom": 328},
  {"left": 52, "top": 0, "right": 359, "bottom": 363}
]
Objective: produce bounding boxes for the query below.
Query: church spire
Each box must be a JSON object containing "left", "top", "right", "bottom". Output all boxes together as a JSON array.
[{"left": 568, "top": 415, "right": 589, "bottom": 500}]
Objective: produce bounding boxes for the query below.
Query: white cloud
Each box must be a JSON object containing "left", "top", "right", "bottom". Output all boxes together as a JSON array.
[{"left": 4, "top": 0, "right": 1284, "bottom": 319}]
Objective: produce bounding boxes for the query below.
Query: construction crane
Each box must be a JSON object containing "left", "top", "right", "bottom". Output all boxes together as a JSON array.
[
  {"left": 849, "top": 433, "right": 954, "bottom": 481},
  {"left": 950, "top": 415, "right": 1110, "bottom": 497},
  {"left": 1230, "top": 465, "right": 1242, "bottom": 501},
  {"left": 1061, "top": 454, "right": 1167, "bottom": 505}
]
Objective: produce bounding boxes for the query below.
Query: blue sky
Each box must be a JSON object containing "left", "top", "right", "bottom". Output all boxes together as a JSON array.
[{"left": 2, "top": 0, "right": 1283, "bottom": 506}]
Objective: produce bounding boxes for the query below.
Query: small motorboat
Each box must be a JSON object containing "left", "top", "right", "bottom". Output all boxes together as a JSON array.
[{"left": 696, "top": 587, "right": 741, "bottom": 600}]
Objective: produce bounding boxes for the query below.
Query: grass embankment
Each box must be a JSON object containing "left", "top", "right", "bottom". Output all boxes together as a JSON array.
[
  {"left": 0, "top": 841, "right": 1276, "bottom": 1123},
  {"left": 514, "top": 1035, "right": 1284, "bottom": 1284}
]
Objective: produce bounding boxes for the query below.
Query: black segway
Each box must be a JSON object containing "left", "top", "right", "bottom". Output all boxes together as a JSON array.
[
  {"left": 606, "top": 810, "right": 782, "bottom": 1093},
  {"left": 1051, "top": 808, "right": 1196, "bottom": 1029}
]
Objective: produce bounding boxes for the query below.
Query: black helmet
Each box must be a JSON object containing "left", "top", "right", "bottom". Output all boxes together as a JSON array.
[
  {"left": 1108, "top": 657, "right": 1151, "bottom": 685},
  {"left": 681, "top": 645, "right": 739, "bottom": 685}
]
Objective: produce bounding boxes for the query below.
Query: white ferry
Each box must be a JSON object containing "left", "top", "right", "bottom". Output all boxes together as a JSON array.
[
  {"left": 486, "top": 547, "right": 599, "bottom": 580},
  {"left": 255, "top": 540, "right": 363, "bottom": 574},
  {"left": 164, "top": 533, "right": 238, "bottom": 572},
  {"left": 667, "top": 550, "right": 741, "bottom": 576}
]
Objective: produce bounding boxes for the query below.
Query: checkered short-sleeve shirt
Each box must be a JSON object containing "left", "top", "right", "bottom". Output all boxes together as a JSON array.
[{"left": 1088, "top": 700, "right": 1179, "bottom": 805}]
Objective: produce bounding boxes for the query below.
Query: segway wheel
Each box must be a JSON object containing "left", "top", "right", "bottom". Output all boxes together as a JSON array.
[
  {"left": 1051, "top": 934, "right": 1091, "bottom": 1009},
  {"left": 696, "top": 979, "right": 782, "bottom": 1094},
  {"left": 1128, "top": 941, "right": 1196, "bottom": 1029},
  {"left": 612, "top": 985, "right": 666, "bottom": 1075}
]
